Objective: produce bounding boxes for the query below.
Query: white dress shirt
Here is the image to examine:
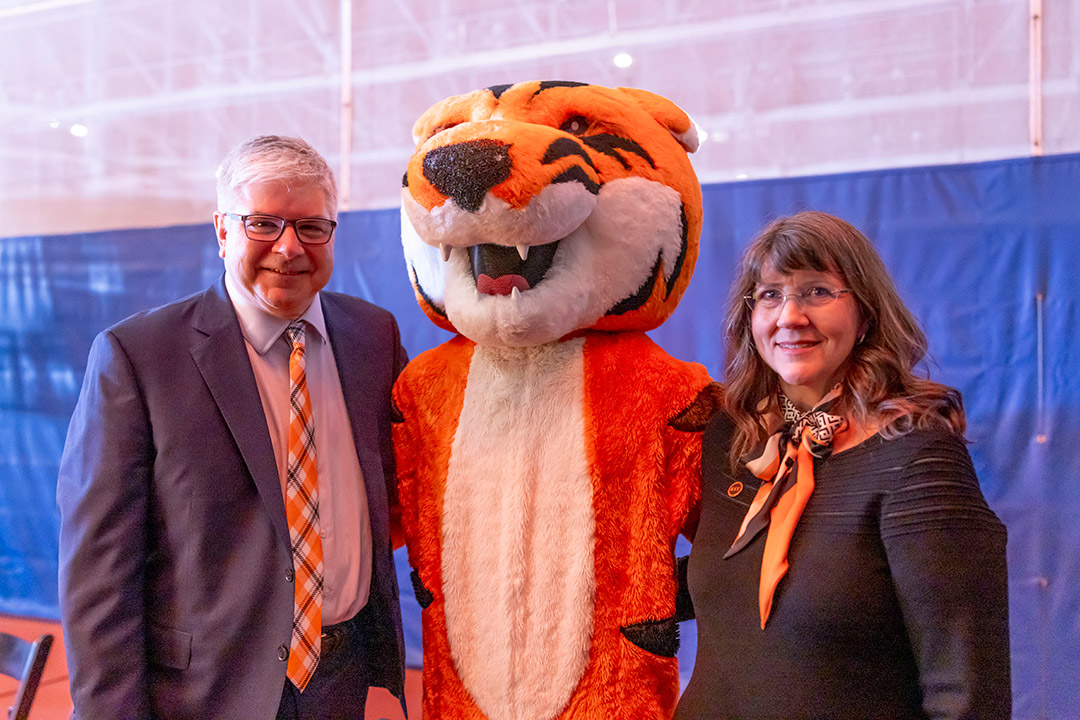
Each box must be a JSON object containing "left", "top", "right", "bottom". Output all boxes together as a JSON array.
[{"left": 225, "top": 274, "right": 371, "bottom": 624}]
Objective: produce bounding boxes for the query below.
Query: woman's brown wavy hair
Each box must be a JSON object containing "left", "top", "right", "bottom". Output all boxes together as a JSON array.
[{"left": 722, "top": 211, "right": 965, "bottom": 466}]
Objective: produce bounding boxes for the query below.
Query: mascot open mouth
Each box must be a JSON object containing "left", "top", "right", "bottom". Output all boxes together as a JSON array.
[{"left": 471, "top": 241, "right": 560, "bottom": 295}]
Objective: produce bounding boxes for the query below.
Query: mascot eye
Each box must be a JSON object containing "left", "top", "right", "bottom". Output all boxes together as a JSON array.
[{"left": 559, "top": 115, "right": 589, "bottom": 136}]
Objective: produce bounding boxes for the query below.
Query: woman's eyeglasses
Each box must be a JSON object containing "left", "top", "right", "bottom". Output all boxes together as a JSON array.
[{"left": 744, "top": 286, "right": 853, "bottom": 311}]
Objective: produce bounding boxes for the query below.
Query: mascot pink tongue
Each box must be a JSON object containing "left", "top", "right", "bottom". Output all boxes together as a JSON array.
[
  {"left": 393, "top": 80, "right": 722, "bottom": 720},
  {"left": 471, "top": 243, "right": 545, "bottom": 295},
  {"left": 476, "top": 274, "right": 527, "bottom": 295}
]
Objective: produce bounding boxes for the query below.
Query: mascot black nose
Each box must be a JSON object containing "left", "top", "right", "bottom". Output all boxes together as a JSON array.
[{"left": 422, "top": 139, "right": 513, "bottom": 213}]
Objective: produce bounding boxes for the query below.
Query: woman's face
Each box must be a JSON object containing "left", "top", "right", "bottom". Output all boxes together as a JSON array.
[{"left": 750, "top": 264, "right": 862, "bottom": 411}]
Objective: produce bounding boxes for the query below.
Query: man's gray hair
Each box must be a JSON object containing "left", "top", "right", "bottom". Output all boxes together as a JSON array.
[{"left": 215, "top": 135, "right": 338, "bottom": 216}]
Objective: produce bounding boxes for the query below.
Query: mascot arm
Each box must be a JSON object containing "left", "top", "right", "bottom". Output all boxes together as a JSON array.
[
  {"left": 390, "top": 339, "right": 472, "bottom": 589},
  {"left": 389, "top": 385, "right": 413, "bottom": 553},
  {"left": 663, "top": 380, "right": 725, "bottom": 541},
  {"left": 665, "top": 381, "right": 723, "bottom": 623},
  {"left": 390, "top": 386, "right": 438, "bottom": 612},
  {"left": 387, "top": 337, "right": 409, "bottom": 552},
  {"left": 662, "top": 421, "right": 702, "bottom": 542}
]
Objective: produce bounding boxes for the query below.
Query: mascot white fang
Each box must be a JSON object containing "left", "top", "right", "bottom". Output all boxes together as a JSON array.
[{"left": 393, "top": 80, "right": 722, "bottom": 720}]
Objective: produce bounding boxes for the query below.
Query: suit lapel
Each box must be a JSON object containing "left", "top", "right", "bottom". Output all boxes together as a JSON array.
[
  {"left": 190, "top": 277, "right": 290, "bottom": 546},
  {"left": 321, "top": 296, "right": 389, "bottom": 531}
]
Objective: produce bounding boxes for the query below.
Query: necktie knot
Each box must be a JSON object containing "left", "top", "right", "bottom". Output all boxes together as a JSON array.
[{"left": 285, "top": 320, "right": 305, "bottom": 348}]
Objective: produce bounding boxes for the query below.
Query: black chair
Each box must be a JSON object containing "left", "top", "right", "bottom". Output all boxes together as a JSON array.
[{"left": 0, "top": 631, "right": 53, "bottom": 720}]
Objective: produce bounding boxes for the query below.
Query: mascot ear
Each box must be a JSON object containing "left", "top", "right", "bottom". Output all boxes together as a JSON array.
[
  {"left": 410, "top": 89, "right": 497, "bottom": 146},
  {"left": 617, "top": 86, "right": 701, "bottom": 153}
]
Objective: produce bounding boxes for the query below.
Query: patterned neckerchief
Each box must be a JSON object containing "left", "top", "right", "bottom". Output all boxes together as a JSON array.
[
  {"left": 725, "top": 384, "right": 848, "bottom": 628},
  {"left": 778, "top": 387, "right": 845, "bottom": 458}
]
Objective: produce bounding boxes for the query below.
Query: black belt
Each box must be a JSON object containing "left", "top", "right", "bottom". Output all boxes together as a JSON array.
[{"left": 320, "top": 604, "right": 368, "bottom": 656}]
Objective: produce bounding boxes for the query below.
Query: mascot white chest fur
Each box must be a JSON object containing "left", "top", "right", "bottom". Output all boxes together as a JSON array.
[{"left": 393, "top": 80, "right": 720, "bottom": 720}]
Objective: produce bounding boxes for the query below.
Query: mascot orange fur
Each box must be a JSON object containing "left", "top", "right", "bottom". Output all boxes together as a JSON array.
[{"left": 393, "top": 80, "right": 720, "bottom": 720}]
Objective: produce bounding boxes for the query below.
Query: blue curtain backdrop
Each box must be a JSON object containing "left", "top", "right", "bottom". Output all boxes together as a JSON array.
[{"left": 1, "top": 153, "right": 1076, "bottom": 717}]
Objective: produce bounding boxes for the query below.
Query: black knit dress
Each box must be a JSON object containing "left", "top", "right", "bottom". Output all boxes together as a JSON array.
[{"left": 674, "top": 413, "right": 1011, "bottom": 720}]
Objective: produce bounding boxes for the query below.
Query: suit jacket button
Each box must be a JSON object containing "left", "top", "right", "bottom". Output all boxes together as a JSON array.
[
  {"left": 277, "top": 645, "right": 289, "bottom": 661},
  {"left": 285, "top": 568, "right": 295, "bottom": 583}
]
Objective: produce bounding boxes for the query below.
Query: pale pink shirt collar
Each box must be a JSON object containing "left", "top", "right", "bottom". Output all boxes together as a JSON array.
[{"left": 223, "top": 273, "right": 328, "bottom": 354}]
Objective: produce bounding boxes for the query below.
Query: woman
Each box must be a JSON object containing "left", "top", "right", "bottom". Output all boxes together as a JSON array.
[{"left": 675, "top": 211, "right": 1010, "bottom": 719}]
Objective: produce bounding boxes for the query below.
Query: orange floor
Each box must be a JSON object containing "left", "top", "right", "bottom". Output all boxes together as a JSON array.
[{"left": 0, "top": 614, "right": 421, "bottom": 720}]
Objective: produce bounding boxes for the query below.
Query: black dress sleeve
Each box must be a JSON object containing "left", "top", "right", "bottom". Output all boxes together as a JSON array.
[{"left": 880, "top": 430, "right": 1011, "bottom": 719}]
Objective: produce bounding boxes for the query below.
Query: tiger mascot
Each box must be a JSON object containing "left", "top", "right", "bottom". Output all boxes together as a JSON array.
[{"left": 393, "top": 80, "right": 720, "bottom": 720}]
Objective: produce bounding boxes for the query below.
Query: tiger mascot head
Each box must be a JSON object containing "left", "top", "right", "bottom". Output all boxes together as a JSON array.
[{"left": 401, "top": 80, "right": 702, "bottom": 347}]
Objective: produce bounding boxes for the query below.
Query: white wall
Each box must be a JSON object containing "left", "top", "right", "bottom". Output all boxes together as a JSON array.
[{"left": 1, "top": 0, "right": 1077, "bottom": 237}]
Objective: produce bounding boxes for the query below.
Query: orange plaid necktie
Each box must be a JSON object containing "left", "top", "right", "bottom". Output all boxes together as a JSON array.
[{"left": 284, "top": 320, "right": 323, "bottom": 691}]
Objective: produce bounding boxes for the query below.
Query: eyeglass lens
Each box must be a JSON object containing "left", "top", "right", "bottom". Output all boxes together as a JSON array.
[
  {"left": 750, "top": 287, "right": 844, "bottom": 310},
  {"left": 243, "top": 215, "right": 334, "bottom": 243}
]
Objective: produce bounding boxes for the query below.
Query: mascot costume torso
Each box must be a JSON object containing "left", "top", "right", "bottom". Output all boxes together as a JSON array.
[{"left": 393, "top": 80, "right": 719, "bottom": 720}]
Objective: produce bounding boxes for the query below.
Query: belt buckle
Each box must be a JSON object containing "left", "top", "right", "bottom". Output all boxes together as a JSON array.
[{"left": 320, "top": 626, "right": 344, "bottom": 655}]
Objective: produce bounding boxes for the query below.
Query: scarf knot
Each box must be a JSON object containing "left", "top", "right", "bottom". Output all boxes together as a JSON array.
[
  {"left": 780, "top": 393, "right": 845, "bottom": 459},
  {"left": 725, "top": 385, "right": 847, "bottom": 628}
]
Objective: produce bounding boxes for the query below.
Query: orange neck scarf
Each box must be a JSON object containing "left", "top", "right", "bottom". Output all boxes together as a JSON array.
[{"left": 724, "top": 385, "right": 848, "bottom": 628}]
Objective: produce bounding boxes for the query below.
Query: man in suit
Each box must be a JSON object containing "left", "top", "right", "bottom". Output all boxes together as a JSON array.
[{"left": 57, "top": 135, "right": 406, "bottom": 719}]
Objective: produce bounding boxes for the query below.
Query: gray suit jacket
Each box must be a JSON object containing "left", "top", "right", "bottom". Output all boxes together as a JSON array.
[{"left": 57, "top": 276, "right": 406, "bottom": 720}]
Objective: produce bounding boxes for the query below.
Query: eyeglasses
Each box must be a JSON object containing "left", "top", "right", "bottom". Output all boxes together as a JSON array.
[
  {"left": 744, "top": 286, "right": 853, "bottom": 311},
  {"left": 223, "top": 212, "right": 337, "bottom": 245}
]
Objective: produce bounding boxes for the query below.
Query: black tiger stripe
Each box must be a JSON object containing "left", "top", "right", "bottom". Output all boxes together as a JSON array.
[
  {"left": 411, "top": 265, "right": 448, "bottom": 319},
  {"left": 541, "top": 137, "right": 596, "bottom": 169},
  {"left": 536, "top": 80, "right": 589, "bottom": 95},
  {"left": 608, "top": 252, "right": 661, "bottom": 315},
  {"left": 664, "top": 205, "right": 690, "bottom": 300},
  {"left": 582, "top": 134, "right": 656, "bottom": 169},
  {"left": 550, "top": 166, "right": 600, "bottom": 195}
]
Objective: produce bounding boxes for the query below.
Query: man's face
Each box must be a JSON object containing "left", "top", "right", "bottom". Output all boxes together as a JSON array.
[{"left": 214, "top": 179, "right": 335, "bottom": 319}]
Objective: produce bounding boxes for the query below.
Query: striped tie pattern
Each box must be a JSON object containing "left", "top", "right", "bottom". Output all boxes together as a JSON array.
[{"left": 284, "top": 320, "right": 323, "bottom": 691}]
